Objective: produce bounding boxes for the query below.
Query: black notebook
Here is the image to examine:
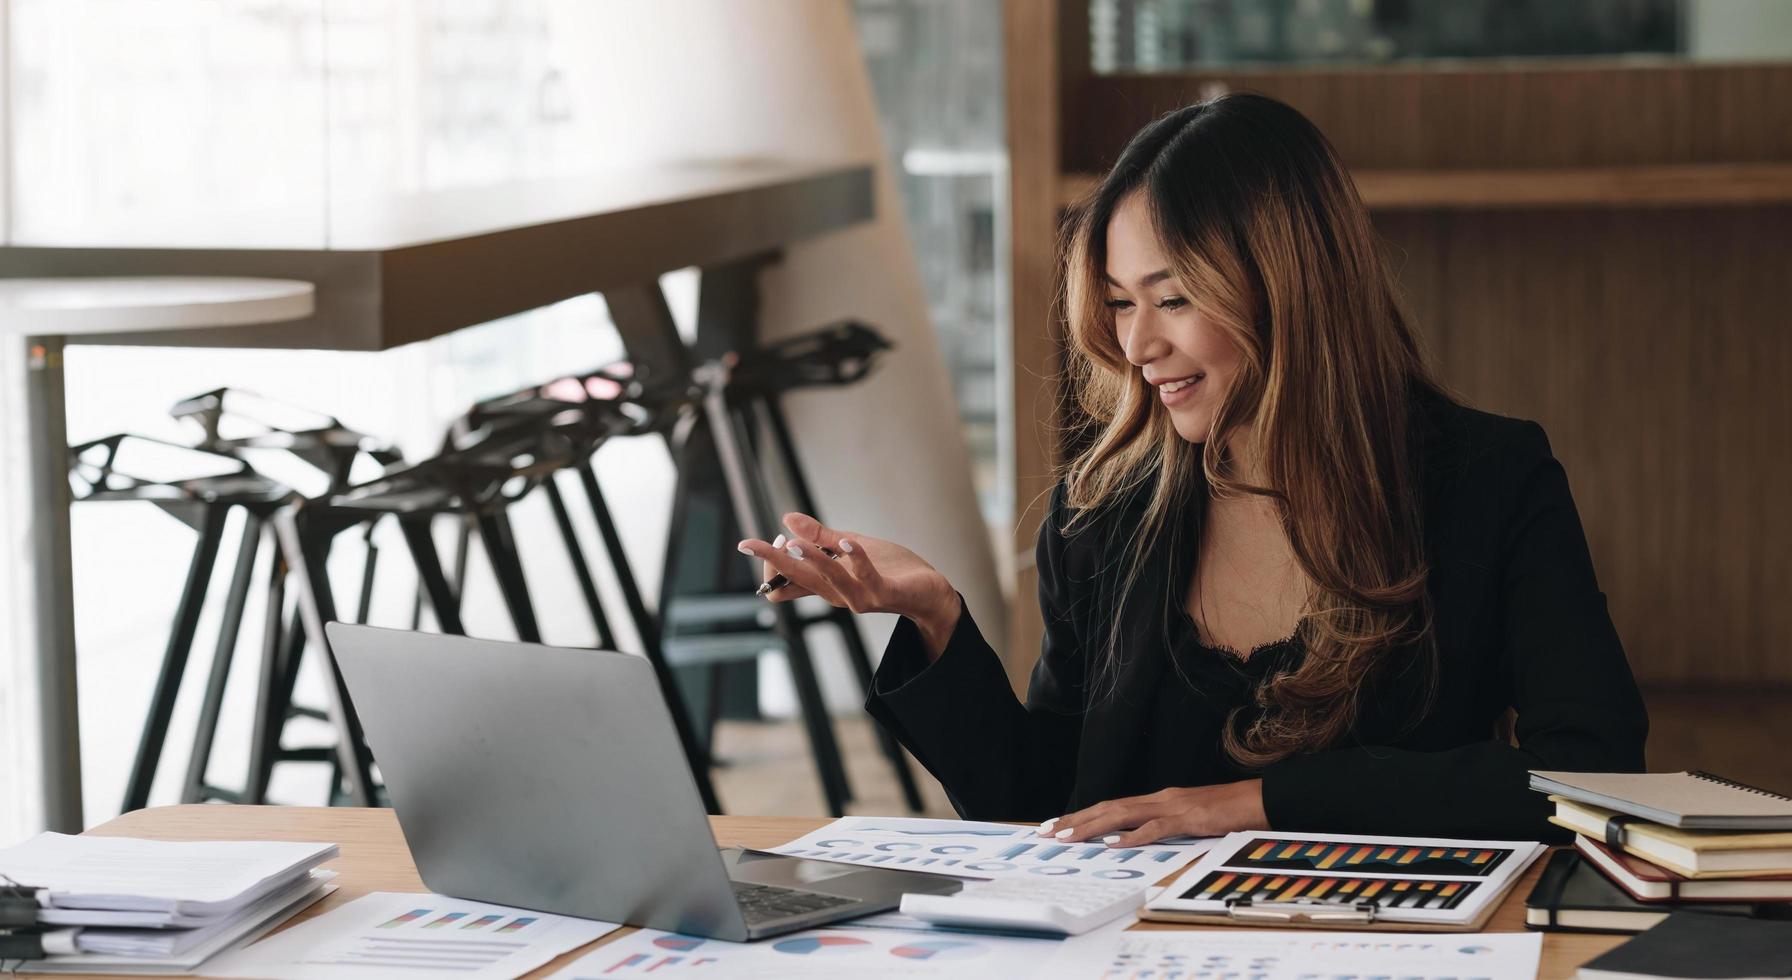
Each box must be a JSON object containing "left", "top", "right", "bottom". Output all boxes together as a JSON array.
[
  {"left": 1576, "top": 911, "right": 1792, "bottom": 979},
  {"left": 1525, "top": 851, "right": 1765, "bottom": 934}
]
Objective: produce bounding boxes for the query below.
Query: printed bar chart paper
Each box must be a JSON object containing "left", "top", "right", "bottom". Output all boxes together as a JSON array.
[
  {"left": 768, "top": 816, "right": 1216, "bottom": 883},
  {"left": 198, "top": 892, "right": 618, "bottom": 980}
]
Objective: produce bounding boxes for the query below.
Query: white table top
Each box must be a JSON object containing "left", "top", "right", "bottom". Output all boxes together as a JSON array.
[{"left": 0, "top": 276, "right": 314, "bottom": 335}]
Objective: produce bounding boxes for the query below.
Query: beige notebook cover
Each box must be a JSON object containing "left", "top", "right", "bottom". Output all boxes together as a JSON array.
[
  {"left": 1549, "top": 797, "right": 1792, "bottom": 878},
  {"left": 1530, "top": 770, "right": 1792, "bottom": 830}
]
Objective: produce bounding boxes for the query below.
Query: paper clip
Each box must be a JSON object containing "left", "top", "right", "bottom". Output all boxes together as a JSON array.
[{"left": 1223, "top": 897, "right": 1378, "bottom": 925}]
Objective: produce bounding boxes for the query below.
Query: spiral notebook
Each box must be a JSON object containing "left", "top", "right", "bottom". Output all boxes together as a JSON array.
[{"left": 1529, "top": 770, "right": 1792, "bottom": 831}]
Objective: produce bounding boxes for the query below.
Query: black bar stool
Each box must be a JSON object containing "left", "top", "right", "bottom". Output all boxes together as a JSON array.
[
  {"left": 67, "top": 433, "right": 292, "bottom": 813},
  {"left": 263, "top": 410, "right": 717, "bottom": 811},
  {"left": 262, "top": 450, "right": 506, "bottom": 807},
  {"left": 719, "top": 321, "right": 924, "bottom": 813},
  {"left": 658, "top": 321, "right": 924, "bottom": 816},
  {"left": 167, "top": 389, "right": 401, "bottom": 807},
  {"left": 447, "top": 364, "right": 723, "bottom": 812}
]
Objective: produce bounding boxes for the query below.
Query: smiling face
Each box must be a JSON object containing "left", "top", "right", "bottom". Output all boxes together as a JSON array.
[{"left": 1104, "top": 191, "right": 1244, "bottom": 445}]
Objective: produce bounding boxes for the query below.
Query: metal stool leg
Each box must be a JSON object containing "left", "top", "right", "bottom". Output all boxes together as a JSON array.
[
  {"left": 122, "top": 503, "right": 227, "bottom": 813},
  {"left": 757, "top": 396, "right": 926, "bottom": 812},
  {"left": 704, "top": 662, "right": 727, "bottom": 758},
  {"left": 705, "top": 391, "right": 852, "bottom": 815},
  {"left": 353, "top": 522, "right": 379, "bottom": 625},
  {"left": 181, "top": 511, "right": 264, "bottom": 803},
  {"left": 580, "top": 461, "right": 668, "bottom": 654},
  {"left": 453, "top": 514, "right": 472, "bottom": 594},
  {"left": 399, "top": 515, "right": 464, "bottom": 634},
  {"left": 254, "top": 611, "right": 312, "bottom": 797},
  {"left": 273, "top": 506, "right": 377, "bottom": 806},
  {"left": 573, "top": 462, "right": 722, "bottom": 814},
  {"left": 321, "top": 523, "right": 380, "bottom": 805},
  {"left": 543, "top": 474, "right": 615, "bottom": 648},
  {"left": 473, "top": 508, "right": 542, "bottom": 643},
  {"left": 243, "top": 542, "right": 290, "bottom": 805}
]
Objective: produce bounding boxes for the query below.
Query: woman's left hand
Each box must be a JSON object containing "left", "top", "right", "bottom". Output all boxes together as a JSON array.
[{"left": 1039, "top": 779, "right": 1269, "bottom": 847}]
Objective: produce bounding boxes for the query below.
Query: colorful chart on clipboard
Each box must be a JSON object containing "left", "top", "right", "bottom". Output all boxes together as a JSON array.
[
  {"left": 1225, "top": 837, "right": 1516, "bottom": 877},
  {"left": 1147, "top": 831, "right": 1547, "bottom": 927},
  {"left": 1178, "top": 869, "right": 1483, "bottom": 911}
]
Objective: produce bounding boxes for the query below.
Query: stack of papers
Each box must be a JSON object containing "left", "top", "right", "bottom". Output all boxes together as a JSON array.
[{"left": 0, "top": 833, "right": 339, "bottom": 974}]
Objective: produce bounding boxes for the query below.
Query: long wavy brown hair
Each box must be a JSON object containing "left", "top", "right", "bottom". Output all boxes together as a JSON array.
[{"left": 1058, "top": 91, "right": 1442, "bottom": 768}]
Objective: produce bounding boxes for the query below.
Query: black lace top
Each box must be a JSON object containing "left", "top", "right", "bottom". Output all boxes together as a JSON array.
[{"left": 1132, "top": 620, "right": 1307, "bottom": 793}]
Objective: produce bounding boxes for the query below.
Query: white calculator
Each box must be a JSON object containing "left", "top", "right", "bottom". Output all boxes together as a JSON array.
[{"left": 899, "top": 876, "right": 1145, "bottom": 936}]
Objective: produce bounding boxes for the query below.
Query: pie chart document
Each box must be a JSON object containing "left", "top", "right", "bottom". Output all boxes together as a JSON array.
[{"left": 547, "top": 925, "right": 1066, "bottom": 978}]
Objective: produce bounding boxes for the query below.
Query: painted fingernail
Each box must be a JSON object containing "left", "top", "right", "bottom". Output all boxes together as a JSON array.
[
  {"left": 839, "top": 538, "right": 855, "bottom": 554},
  {"left": 1101, "top": 834, "right": 1121, "bottom": 845},
  {"left": 737, "top": 544, "right": 754, "bottom": 556},
  {"left": 772, "top": 534, "right": 787, "bottom": 549},
  {"left": 1036, "top": 818, "right": 1057, "bottom": 836},
  {"left": 786, "top": 544, "right": 804, "bottom": 559},
  {"left": 1054, "top": 828, "right": 1075, "bottom": 839}
]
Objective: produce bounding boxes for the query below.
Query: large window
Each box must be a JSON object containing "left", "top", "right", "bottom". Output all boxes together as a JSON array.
[{"left": 2, "top": 0, "right": 684, "bottom": 833}]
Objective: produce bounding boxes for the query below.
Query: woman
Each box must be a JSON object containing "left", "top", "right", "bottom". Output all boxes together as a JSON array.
[{"left": 737, "top": 92, "right": 1647, "bottom": 845}]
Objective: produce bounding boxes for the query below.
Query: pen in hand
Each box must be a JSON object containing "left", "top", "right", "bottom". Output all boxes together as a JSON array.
[{"left": 755, "top": 544, "right": 841, "bottom": 598}]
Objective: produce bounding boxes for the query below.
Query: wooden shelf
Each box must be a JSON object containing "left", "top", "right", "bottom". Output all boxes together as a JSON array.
[{"left": 1058, "top": 162, "right": 1792, "bottom": 210}]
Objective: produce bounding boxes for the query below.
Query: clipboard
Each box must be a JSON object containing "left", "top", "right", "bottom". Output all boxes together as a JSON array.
[
  {"left": 1139, "top": 891, "right": 1510, "bottom": 932},
  {"left": 1142, "top": 830, "right": 1546, "bottom": 932}
]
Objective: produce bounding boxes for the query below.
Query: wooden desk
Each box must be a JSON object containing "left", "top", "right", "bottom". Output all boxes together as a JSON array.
[
  {"left": 0, "top": 161, "right": 871, "bottom": 352},
  {"left": 78, "top": 805, "right": 1626, "bottom": 979}
]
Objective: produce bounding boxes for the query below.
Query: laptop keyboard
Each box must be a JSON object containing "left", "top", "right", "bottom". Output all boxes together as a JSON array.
[{"left": 732, "top": 881, "right": 861, "bottom": 924}]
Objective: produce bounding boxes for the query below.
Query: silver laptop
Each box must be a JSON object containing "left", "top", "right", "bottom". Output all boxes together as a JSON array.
[{"left": 325, "top": 622, "right": 961, "bottom": 941}]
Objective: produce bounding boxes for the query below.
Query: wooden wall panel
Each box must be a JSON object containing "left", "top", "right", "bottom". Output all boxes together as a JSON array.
[
  {"left": 1065, "top": 63, "right": 1792, "bottom": 173},
  {"left": 1375, "top": 207, "right": 1792, "bottom": 684},
  {"left": 1002, "top": 0, "right": 1084, "bottom": 688}
]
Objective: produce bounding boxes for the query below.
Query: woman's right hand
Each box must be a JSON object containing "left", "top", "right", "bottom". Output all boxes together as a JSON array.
[{"left": 737, "top": 512, "right": 962, "bottom": 659}]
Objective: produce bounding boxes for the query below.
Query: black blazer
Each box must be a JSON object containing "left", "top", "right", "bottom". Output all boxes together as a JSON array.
[{"left": 866, "top": 391, "right": 1649, "bottom": 841}]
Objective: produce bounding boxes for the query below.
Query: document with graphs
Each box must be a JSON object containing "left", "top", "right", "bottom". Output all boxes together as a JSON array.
[
  {"left": 1144, "top": 831, "right": 1546, "bottom": 930},
  {"left": 766, "top": 816, "right": 1216, "bottom": 884}
]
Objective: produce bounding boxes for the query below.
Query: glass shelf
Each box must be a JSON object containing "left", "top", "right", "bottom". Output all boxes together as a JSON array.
[{"left": 1087, "top": 0, "right": 1792, "bottom": 74}]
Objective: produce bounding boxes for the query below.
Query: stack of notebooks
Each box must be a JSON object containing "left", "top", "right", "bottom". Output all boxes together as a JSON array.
[
  {"left": 0, "top": 833, "right": 337, "bottom": 974},
  {"left": 1523, "top": 770, "right": 1792, "bottom": 935}
]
